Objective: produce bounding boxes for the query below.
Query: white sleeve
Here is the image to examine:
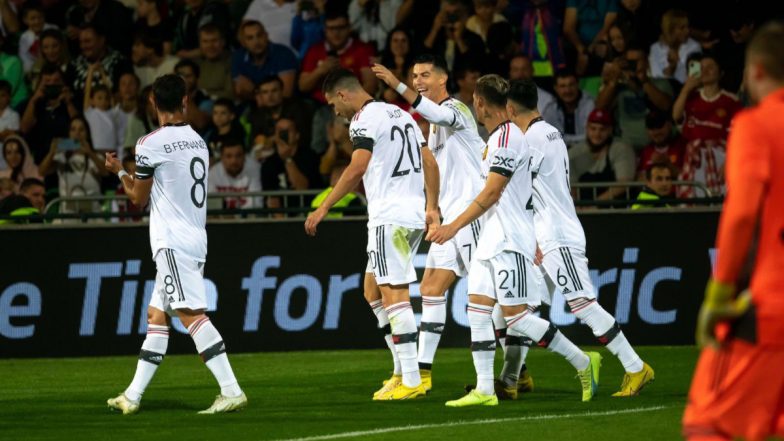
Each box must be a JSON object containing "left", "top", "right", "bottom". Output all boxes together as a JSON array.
[
  {"left": 412, "top": 95, "right": 466, "bottom": 129},
  {"left": 134, "top": 142, "right": 165, "bottom": 180},
  {"left": 349, "top": 111, "right": 378, "bottom": 151},
  {"left": 648, "top": 42, "right": 666, "bottom": 79}
]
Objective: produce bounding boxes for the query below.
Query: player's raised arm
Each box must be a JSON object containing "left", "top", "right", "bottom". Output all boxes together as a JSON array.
[{"left": 372, "top": 57, "right": 463, "bottom": 128}]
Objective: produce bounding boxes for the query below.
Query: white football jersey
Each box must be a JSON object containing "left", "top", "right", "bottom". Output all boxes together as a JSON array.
[
  {"left": 350, "top": 100, "right": 426, "bottom": 229},
  {"left": 412, "top": 95, "right": 484, "bottom": 223},
  {"left": 135, "top": 123, "right": 209, "bottom": 261},
  {"left": 475, "top": 121, "right": 536, "bottom": 261},
  {"left": 526, "top": 118, "right": 587, "bottom": 253}
]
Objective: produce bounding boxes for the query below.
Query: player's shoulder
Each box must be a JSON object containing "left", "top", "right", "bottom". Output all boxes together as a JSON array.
[
  {"left": 136, "top": 126, "right": 165, "bottom": 149},
  {"left": 527, "top": 119, "right": 565, "bottom": 145},
  {"left": 490, "top": 120, "right": 526, "bottom": 149},
  {"left": 352, "top": 100, "right": 389, "bottom": 124}
]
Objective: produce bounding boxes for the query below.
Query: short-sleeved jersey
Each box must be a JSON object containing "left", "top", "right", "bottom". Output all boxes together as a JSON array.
[
  {"left": 349, "top": 100, "right": 426, "bottom": 229},
  {"left": 135, "top": 123, "right": 210, "bottom": 261},
  {"left": 413, "top": 95, "right": 484, "bottom": 223},
  {"left": 527, "top": 118, "right": 587, "bottom": 253},
  {"left": 475, "top": 121, "right": 536, "bottom": 261}
]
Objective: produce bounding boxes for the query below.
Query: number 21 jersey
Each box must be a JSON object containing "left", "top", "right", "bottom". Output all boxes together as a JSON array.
[
  {"left": 135, "top": 123, "right": 210, "bottom": 261},
  {"left": 350, "top": 101, "right": 427, "bottom": 229}
]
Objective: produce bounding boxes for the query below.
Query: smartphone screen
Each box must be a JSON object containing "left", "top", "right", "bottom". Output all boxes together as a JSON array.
[{"left": 57, "top": 138, "right": 80, "bottom": 152}]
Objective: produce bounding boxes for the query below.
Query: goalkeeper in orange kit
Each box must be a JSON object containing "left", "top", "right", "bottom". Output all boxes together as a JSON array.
[{"left": 682, "top": 22, "right": 784, "bottom": 441}]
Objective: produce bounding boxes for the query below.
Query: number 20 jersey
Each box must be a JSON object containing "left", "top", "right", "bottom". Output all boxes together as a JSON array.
[
  {"left": 476, "top": 121, "right": 536, "bottom": 262},
  {"left": 349, "top": 101, "right": 426, "bottom": 229},
  {"left": 135, "top": 124, "right": 210, "bottom": 261}
]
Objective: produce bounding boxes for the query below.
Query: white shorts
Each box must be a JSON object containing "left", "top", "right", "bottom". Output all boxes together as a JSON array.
[
  {"left": 366, "top": 225, "right": 424, "bottom": 285},
  {"left": 467, "top": 250, "right": 542, "bottom": 307},
  {"left": 425, "top": 219, "right": 481, "bottom": 277},
  {"left": 540, "top": 247, "right": 595, "bottom": 303},
  {"left": 149, "top": 248, "right": 207, "bottom": 316}
]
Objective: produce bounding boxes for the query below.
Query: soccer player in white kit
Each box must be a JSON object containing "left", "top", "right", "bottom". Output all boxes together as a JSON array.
[
  {"left": 503, "top": 79, "right": 655, "bottom": 396},
  {"left": 305, "top": 69, "right": 440, "bottom": 400},
  {"left": 429, "top": 74, "right": 601, "bottom": 407},
  {"left": 105, "top": 74, "right": 246, "bottom": 415},
  {"left": 372, "top": 54, "right": 485, "bottom": 394}
]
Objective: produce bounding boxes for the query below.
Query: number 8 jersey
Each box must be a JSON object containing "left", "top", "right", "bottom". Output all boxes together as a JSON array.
[
  {"left": 135, "top": 123, "right": 210, "bottom": 261},
  {"left": 350, "top": 101, "right": 427, "bottom": 229}
]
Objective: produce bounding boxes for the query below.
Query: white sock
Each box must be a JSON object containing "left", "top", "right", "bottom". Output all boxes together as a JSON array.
[
  {"left": 491, "top": 303, "right": 507, "bottom": 354},
  {"left": 418, "top": 296, "right": 446, "bottom": 370},
  {"left": 573, "top": 301, "right": 644, "bottom": 373},
  {"left": 125, "top": 324, "right": 169, "bottom": 402},
  {"left": 370, "top": 299, "right": 401, "bottom": 375},
  {"left": 386, "top": 302, "right": 421, "bottom": 387},
  {"left": 506, "top": 311, "right": 589, "bottom": 371},
  {"left": 188, "top": 317, "right": 242, "bottom": 397},
  {"left": 499, "top": 326, "right": 525, "bottom": 387},
  {"left": 468, "top": 303, "right": 496, "bottom": 396},
  {"left": 606, "top": 333, "right": 644, "bottom": 373}
]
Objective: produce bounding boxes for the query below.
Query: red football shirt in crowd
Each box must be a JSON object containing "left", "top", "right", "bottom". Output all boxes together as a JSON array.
[
  {"left": 301, "top": 38, "right": 375, "bottom": 103},
  {"left": 681, "top": 89, "right": 742, "bottom": 142},
  {"left": 637, "top": 135, "right": 687, "bottom": 173}
]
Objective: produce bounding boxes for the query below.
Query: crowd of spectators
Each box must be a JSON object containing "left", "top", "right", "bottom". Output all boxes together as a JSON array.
[{"left": 0, "top": 0, "right": 777, "bottom": 221}]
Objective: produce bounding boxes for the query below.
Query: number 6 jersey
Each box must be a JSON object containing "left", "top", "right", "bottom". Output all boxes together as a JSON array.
[
  {"left": 349, "top": 100, "right": 427, "bottom": 229},
  {"left": 135, "top": 123, "right": 210, "bottom": 261}
]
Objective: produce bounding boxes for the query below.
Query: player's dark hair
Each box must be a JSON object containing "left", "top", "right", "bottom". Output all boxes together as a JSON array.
[
  {"left": 645, "top": 161, "right": 673, "bottom": 181},
  {"left": 0, "top": 79, "right": 11, "bottom": 95},
  {"left": 747, "top": 21, "right": 784, "bottom": 81},
  {"left": 474, "top": 74, "right": 509, "bottom": 108},
  {"left": 213, "top": 97, "right": 235, "bottom": 114},
  {"left": 413, "top": 54, "right": 450, "bottom": 77},
  {"left": 19, "top": 177, "right": 45, "bottom": 193},
  {"left": 322, "top": 68, "right": 361, "bottom": 95},
  {"left": 175, "top": 58, "right": 200, "bottom": 78},
  {"left": 152, "top": 74, "right": 186, "bottom": 113},
  {"left": 258, "top": 75, "right": 283, "bottom": 89},
  {"left": 507, "top": 79, "right": 539, "bottom": 112}
]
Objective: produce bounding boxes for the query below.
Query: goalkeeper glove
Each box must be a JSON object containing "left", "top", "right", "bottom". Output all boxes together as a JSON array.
[{"left": 695, "top": 278, "right": 752, "bottom": 349}]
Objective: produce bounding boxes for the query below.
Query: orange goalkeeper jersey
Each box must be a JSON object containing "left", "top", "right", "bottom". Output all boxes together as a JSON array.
[{"left": 714, "top": 88, "right": 784, "bottom": 345}]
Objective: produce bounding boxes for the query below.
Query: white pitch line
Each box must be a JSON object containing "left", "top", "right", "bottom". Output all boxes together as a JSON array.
[{"left": 271, "top": 405, "right": 669, "bottom": 441}]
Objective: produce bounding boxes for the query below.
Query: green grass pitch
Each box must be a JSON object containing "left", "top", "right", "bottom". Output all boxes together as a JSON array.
[{"left": 0, "top": 346, "right": 697, "bottom": 441}]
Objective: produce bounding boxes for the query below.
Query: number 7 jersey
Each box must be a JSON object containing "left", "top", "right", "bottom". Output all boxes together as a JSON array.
[
  {"left": 350, "top": 101, "right": 427, "bottom": 229},
  {"left": 135, "top": 123, "right": 210, "bottom": 261}
]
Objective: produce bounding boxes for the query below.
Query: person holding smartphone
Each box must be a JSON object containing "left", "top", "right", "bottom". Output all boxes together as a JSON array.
[{"left": 261, "top": 117, "right": 320, "bottom": 217}]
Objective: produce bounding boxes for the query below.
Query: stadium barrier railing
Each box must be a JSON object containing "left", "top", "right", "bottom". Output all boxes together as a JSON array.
[{"left": 2, "top": 182, "right": 720, "bottom": 224}]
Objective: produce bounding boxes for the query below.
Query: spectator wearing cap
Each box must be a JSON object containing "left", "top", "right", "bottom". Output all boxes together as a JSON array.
[
  {"left": 569, "top": 109, "right": 636, "bottom": 202},
  {"left": 631, "top": 161, "right": 674, "bottom": 210},
  {"left": 595, "top": 47, "right": 673, "bottom": 150},
  {"left": 542, "top": 69, "right": 595, "bottom": 147},
  {"left": 636, "top": 111, "right": 685, "bottom": 180},
  {"left": 233, "top": 20, "right": 299, "bottom": 102}
]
